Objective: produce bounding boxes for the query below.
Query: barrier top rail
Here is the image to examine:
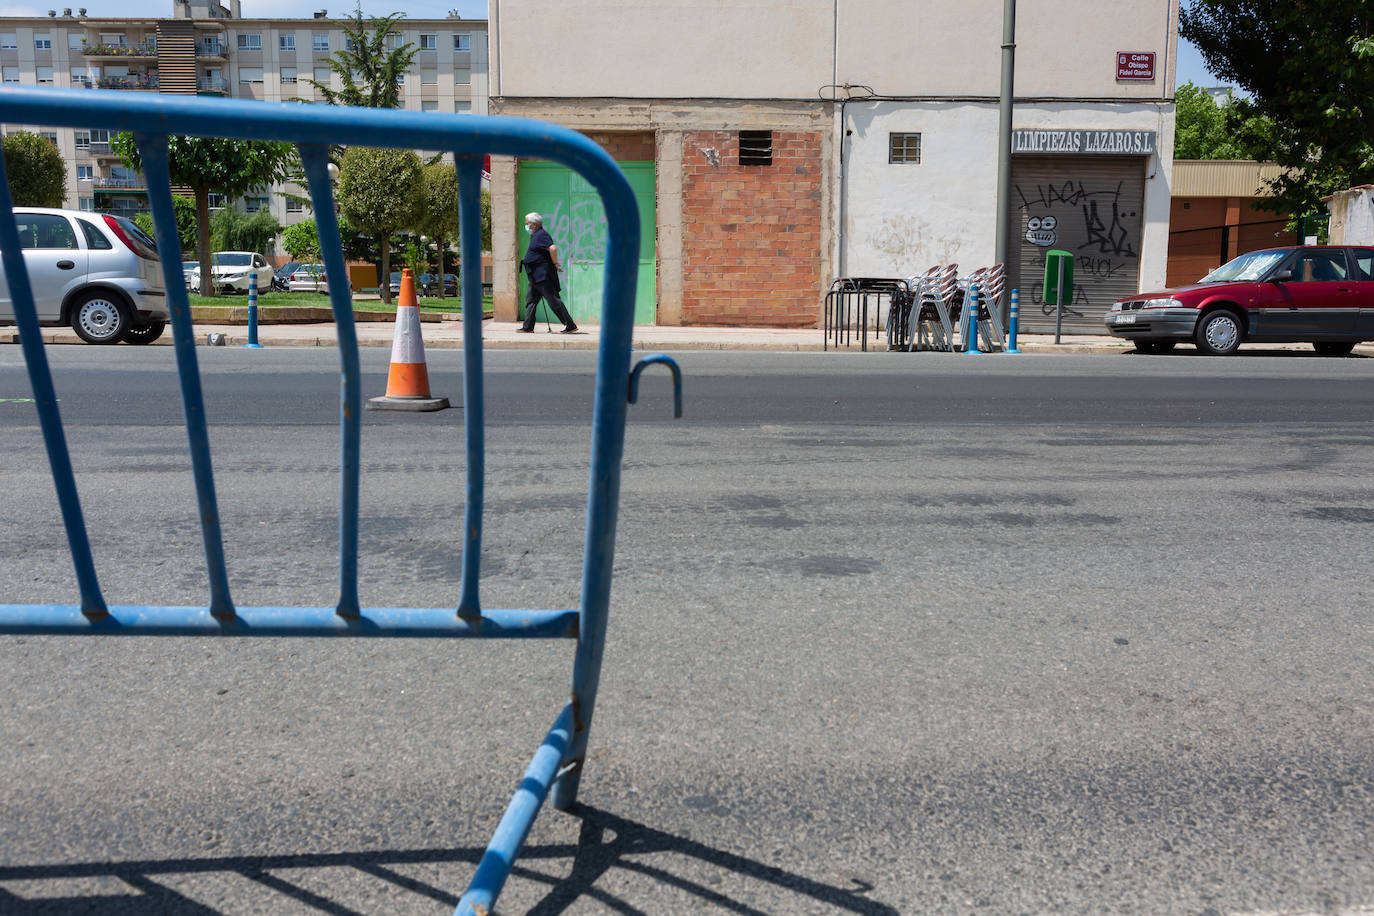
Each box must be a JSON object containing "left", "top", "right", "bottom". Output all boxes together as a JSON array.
[{"left": 0, "top": 86, "right": 665, "bottom": 916}]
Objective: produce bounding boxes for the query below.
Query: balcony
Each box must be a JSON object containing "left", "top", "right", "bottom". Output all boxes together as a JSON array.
[
  {"left": 196, "top": 40, "right": 230, "bottom": 58},
  {"left": 88, "top": 141, "right": 119, "bottom": 158},
  {"left": 198, "top": 76, "right": 228, "bottom": 93},
  {"left": 81, "top": 40, "right": 158, "bottom": 60},
  {"left": 94, "top": 176, "right": 147, "bottom": 191},
  {"left": 96, "top": 74, "right": 160, "bottom": 91}
]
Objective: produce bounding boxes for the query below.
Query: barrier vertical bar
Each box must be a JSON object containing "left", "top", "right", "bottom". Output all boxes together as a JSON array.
[
  {"left": 1007, "top": 288, "right": 1021, "bottom": 353},
  {"left": 244, "top": 275, "right": 262, "bottom": 348},
  {"left": 965, "top": 284, "right": 982, "bottom": 355},
  {"left": 456, "top": 154, "right": 484, "bottom": 618},
  {"left": 300, "top": 144, "right": 362, "bottom": 618},
  {"left": 136, "top": 133, "right": 235, "bottom": 620},
  {"left": 0, "top": 147, "right": 108, "bottom": 619}
]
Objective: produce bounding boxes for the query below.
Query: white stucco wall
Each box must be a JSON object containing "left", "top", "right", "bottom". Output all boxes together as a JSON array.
[{"left": 842, "top": 100, "right": 1175, "bottom": 292}]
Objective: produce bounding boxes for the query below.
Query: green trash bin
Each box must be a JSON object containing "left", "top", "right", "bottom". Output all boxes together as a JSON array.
[{"left": 1043, "top": 249, "right": 1074, "bottom": 343}]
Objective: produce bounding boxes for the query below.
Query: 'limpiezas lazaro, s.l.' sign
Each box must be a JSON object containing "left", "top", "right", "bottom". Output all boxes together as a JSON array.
[{"left": 1012, "top": 130, "right": 1157, "bottom": 155}]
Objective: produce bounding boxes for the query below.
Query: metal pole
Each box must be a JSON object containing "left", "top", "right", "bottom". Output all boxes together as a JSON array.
[
  {"left": 244, "top": 275, "right": 262, "bottom": 348},
  {"left": 965, "top": 284, "right": 982, "bottom": 355},
  {"left": 1007, "top": 288, "right": 1021, "bottom": 353},
  {"left": 1053, "top": 258, "right": 1065, "bottom": 345},
  {"left": 994, "top": 0, "right": 1016, "bottom": 327}
]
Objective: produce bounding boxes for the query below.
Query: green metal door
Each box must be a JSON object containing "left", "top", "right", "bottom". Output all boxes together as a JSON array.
[{"left": 517, "top": 161, "right": 656, "bottom": 325}]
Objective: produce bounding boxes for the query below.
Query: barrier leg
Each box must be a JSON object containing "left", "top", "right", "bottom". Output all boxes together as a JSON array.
[
  {"left": 243, "top": 275, "right": 262, "bottom": 348},
  {"left": 965, "top": 285, "right": 982, "bottom": 355}
]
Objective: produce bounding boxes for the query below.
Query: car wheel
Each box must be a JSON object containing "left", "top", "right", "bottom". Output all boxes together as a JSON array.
[
  {"left": 123, "top": 321, "right": 166, "bottom": 345},
  {"left": 69, "top": 291, "right": 132, "bottom": 344},
  {"left": 1313, "top": 341, "right": 1356, "bottom": 356},
  {"left": 1194, "top": 309, "right": 1243, "bottom": 356}
]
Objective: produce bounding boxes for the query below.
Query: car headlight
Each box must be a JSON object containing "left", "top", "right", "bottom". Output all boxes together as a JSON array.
[{"left": 1141, "top": 297, "right": 1183, "bottom": 309}]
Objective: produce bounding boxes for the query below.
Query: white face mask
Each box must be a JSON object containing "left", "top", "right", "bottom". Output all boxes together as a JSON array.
[{"left": 524, "top": 224, "right": 534, "bottom": 234}]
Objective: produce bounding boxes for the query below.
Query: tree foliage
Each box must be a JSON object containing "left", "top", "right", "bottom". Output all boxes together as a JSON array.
[
  {"left": 1, "top": 132, "right": 67, "bottom": 208},
  {"left": 282, "top": 218, "right": 322, "bottom": 261},
  {"left": 133, "top": 195, "right": 198, "bottom": 255},
  {"left": 211, "top": 206, "right": 282, "bottom": 254},
  {"left": 307, "top": 11, "right": 416, "bottom": 109},
  {"left": 414, "top": 163, "right": 460, "bottom": 296},
  {"left": 111, "top": 134, "right": 296, "bottom": 295},
  {"left": 1180, "top": 0, "right": 1374, "bottom": 215},
  {"left": 1173, "top": 82, "right": 1272, "bottom": 160},
  {"left": 337, "top": 145, "right": 422, "bottom": 302}
]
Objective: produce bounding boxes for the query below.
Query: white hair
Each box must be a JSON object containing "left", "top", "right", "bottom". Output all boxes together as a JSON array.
[{"left": 524, "top": 212, "right": 543, "bottom": 228}]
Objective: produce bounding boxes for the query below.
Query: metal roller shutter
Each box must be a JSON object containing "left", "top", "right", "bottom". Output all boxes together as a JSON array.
[{"left": 1007, "top": 156, "right": 1146, "bottom": 334}]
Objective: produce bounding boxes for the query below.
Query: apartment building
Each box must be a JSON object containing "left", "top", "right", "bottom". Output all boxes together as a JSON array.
[{"left": 0, "top": 1, "right": 488, "bottom": 241}]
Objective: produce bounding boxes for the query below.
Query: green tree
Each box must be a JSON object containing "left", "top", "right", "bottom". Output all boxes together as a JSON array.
[
  {"left": 133, "top": 194, "right": 198, "bottom": 255},
  {"left": 1181, "top": 0, "right": 1374, "bottom": 216},
  {"left": 1173, "top": 82, "right": 1268, "bottom": 160},
  {"left": 414, "top": 163, "right": 459, "bottom": 297},
  {"left": 307, "top": 11, "right": 416, "bottom": 109},
  {"left": 111, "top": 134, "right": 295, "bottom": 296},
  {"left": 282, "top": 218, "right": 322, "bottom": 261},
  {"left": 337, "top": 146, "right": 422, "bottom": 303},
  {"left": 211, "top": 206, "right": 281, "bottom": 254},
  {"left": 1, "top": 131, "right": 67, "bottom": 207}
]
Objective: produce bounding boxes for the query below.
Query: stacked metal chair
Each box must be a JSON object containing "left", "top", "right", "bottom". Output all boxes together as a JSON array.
[
  {"left": 913, "top": 263, "right": 959, "bottom": 351},
  {"left": 965, "top": 263, "right": 1008, "bottom": 352}
]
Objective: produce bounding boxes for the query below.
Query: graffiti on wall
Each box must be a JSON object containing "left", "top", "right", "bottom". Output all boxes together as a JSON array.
[
  {"left": 545, "top": 198, "right": 609, "bottom": 269},
  {"left": 1014, "top": 177, "right": 1140, "bottom": 317}
]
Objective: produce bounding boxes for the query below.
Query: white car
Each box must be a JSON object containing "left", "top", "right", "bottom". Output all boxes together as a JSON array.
[
  {"left": 286, "top": 265, "right": 328, "bottom": 293},
  {"left": 187, "top": 251, "right": 274, "bottom": 295},
  {"left": 0, "top": 207, "right": 169, "bottom": 344}
]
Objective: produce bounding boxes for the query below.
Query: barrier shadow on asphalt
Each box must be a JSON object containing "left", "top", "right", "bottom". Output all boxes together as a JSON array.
[{"left": 0, "top": 805, "right": 895, "bottom": 915}]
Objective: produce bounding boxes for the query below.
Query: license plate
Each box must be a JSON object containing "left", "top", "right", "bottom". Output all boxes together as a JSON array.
[{"left": 1114, "top": 313, "right": 1137, "bottom": 325}]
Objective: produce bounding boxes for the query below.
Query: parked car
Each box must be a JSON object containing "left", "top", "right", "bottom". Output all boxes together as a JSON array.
[
  {"left": 1106, "top": 245, "right": 1374, "bottom": 355},
  {"left": 388, "top": 271, "right": 402, "bottom": 298},
  {"left": 187, "top": 251, "right": 274, "bottom": 295},
  {"left": 286, "top": 264, "right": 328, "bottom": 293},
  {"left": 419, "top": 272, "right": 458, "bottom": 297},
  {"left": 182, "top": 260, "right": 198, "bottom": 290},
  {"left": 272, "top": 260, "right": 303, "bottom": 292},
  {"left": 0, "top": 207, "right": 168, "bottom": 344}
]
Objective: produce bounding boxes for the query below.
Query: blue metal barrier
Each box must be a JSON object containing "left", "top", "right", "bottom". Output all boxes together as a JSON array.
[{"left": 0, "top": 86, "right": 677, "bottom": 915}]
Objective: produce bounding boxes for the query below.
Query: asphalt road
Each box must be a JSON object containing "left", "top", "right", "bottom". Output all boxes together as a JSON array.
[{"left": 0, "top": 346, "right": 1371, "bottom": 915}]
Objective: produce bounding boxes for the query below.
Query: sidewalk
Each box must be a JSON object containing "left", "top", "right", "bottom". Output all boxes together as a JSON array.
[{"left": 6, "top": 318, "right": 1141, "bottom": 354}]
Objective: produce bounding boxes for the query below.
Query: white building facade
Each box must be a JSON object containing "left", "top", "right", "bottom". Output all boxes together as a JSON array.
[{"left": 490, "top": 0, "right": 1179, "bottom": 330}]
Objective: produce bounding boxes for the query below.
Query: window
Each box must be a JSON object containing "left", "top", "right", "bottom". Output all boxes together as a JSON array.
[
  {"left": 238, "top": 66, "right": 263, "bottom": 84},
  {"left": 237, "top": 33, "right": 261, "bottom": 51},
  {"left": 244, "top": 196, "right": 268, "bottom": 213},
  {"left": 16, "top": 214, "right": 78, "bottom": 250},
  {"left": 77, "top": 165, "right": 94, "bottom": 180},
  {"left": 1353, "top": 249, "right": 1374, "bottom": 281},
  {"left": 385, "top": 33, "right": 401, "bottom": 51},
  {"left": 419, "top": 33, "right": 437, "bottom": 51},
  {"left": 34, "top": 34, "right": 51, "bottom": 51},
  {"left": 68, "top": 34, "right": 84, "bottom": 50},
  {"left": 454, "top": 101, "right": 471, "bottom": 114},
  {"left": 89, "top": 128, "right": 109, "bottom": 144},
  {"left": 453, "top": 68, "right": 470, "bottom": 85},
  {"left": 286, "top": 198, "right": 303, "bottom": 213},
  {"left": 79, "top": 197, "right": 95, "bottom": 212},
  {"left": 36, "top": 66, "right": 53, "bottom": 84},
  {"left": 738, "top": 130, "right": 773, "bottom": 166},
  {"left": 2, "top": 67, "right": 19, "bottom": 84},
  {"left": 421, "top": 67, "right": 436, "bottom": 85},
  {"left": 313, "top": 66, "right": 330, "bottom": 84},
  {"left": 77, "top": 218, "right": 112, "bottom": 249},
  {"left": 70, "top": 67, "right": 89, "bottom": 85},
  {"left": 280, "top": 67, "right": 296, "bottom": 84},
  {"left": 98, "top": 33, "right": 126, "bottom": 47},
  {"left": 453, "top": 33, "right": 470, "bottom": 52},
  {"left": 39, "top": 131, "right": 57, "bottom": 147},
  {"left": 74, "top": 130, "right": 90, "bottom": 150},
  {"left": 345, "top": 37, "right": 358, "bottom": 53},
  {"left": 0, "top": 34, "right": 17, "bottom": 51},
  {"left": 1290, "top": 250, "right": 1348, "bottom": 282},
  {"left": 279, "top": 34, "right": 296, "bottom": 51},
  {"left": 207, "top": 193, "right": 225, "bottom": 210},
  {"left": 889, "top": 132, "right": 922, "bottom": 164},
  {"left": 312, "top": 33, "right": 329, "bottom": 52},
  {"left": 421, "top": 100, "right": 438, "bottom": 112}
]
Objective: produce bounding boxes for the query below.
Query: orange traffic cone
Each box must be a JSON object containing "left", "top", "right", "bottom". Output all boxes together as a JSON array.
[{"left": 366, "top": 268, "right": 451, "bottom": 412}]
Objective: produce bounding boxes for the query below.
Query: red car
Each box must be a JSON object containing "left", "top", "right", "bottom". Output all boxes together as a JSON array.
[{"left": 1106, "top": 245, "right": 1374, "bottom": 355}]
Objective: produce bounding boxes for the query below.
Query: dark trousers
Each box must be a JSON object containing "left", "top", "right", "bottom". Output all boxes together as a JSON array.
[{"left": 522, "top": 279, "right": 576, "bottom": 331}]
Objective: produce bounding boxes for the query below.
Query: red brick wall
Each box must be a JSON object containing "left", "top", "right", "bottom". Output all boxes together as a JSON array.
[
  {"left": 681, "top": 130, "right": 823, "bottom": 327},
  {"left": 583, "top": 131, "right": 655, "bottom": 161}
]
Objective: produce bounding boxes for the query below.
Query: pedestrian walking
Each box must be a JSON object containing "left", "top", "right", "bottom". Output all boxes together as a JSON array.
[{"left": 518, "top": 212, "right": 579, "bottom": 334}]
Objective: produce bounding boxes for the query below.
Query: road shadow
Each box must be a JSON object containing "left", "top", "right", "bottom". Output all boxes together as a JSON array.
[
  {"left": 1122, "top": 346, "right": 1372, "bottom": 358},
  {"left": 0, "top": 804, "right": 894, "bottom": 914}
]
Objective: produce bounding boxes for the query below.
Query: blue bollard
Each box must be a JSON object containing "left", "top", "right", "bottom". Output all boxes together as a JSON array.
[
  {"left": 1006, "top": 288, "right": 1021, "bottom": 354},
  {"left": 965, "top": 283, "right": 982, "bottom": 355},
  {"left": 243, "top": 274, "right": 263, "bottom": 349}
]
